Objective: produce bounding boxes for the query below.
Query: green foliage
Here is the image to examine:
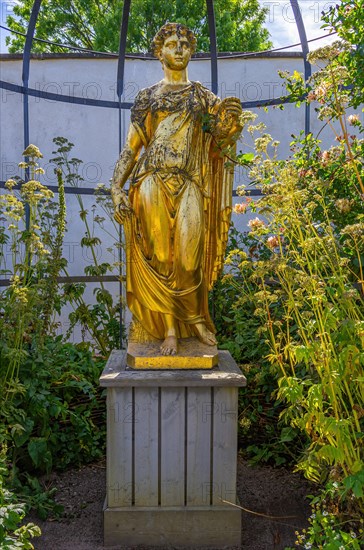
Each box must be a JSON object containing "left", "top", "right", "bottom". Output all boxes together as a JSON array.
[
  {"left": 213, "top": 226, "right": 307, "bottom": 466},
  {"left": 0, "top": 454, "right": 41, "bottom": 549},
  {"left": 0, "top": 144, "right": 111, "bottom": 521},
  {"left": 288, "top": 480, "right": 364, "bottom": 549},
  {"left": 235, "top": 119, "right": 364, "bottom": 486},
  {"left": 8, "top": 339, "right": 105, "bottom": 471},
  {"left": 212, "top": 227, "right": 270, "bottom": 363},
  {"left": 0, "top": 338, "right": 106, "bottom": 517},
  {"left": 0, "top": 146, "right": 67, "bottom": 393},
  {"left": 322, "top": 0, "right": 364, "bottom": 109},
  {"left": 238, "top": 363, "right": 305, "bottom": 467},
  {"left": 6, "top": 0, "right": 272, "bottom": 54},
  {"left": 227, "top": 18, "right": 364, "bottom": 541},
  {"left": 51, "top": 137, "right": 125, "bottom": 355}
]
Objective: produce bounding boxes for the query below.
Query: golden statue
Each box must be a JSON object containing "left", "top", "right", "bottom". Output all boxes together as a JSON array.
[{"left": 111, "top": 23, "right": 242, "bottom": 357}]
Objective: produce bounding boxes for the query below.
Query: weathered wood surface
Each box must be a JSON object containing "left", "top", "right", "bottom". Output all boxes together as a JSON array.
[
  {"left": 104, "top": 504, "right": 242, "bottom": 547},
  {"left": 134, "top": 387, "right": 159, "bottom": 506},
  {"left": 186, "top": 387, "right": 212, "bottom": 506},
  {"left": 100, "top": 350, "right": 246, "bottom": 387},
  {"left": 107, "top": 388, "right": 133, "bottom": 507},
  {"left": 212, "top": 387, "right": 238, "bottom": 506},
  {"left": 160, "top": 388, "right": 185, "bottom": 506}
]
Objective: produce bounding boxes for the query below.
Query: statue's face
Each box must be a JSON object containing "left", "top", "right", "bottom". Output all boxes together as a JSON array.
[{"left": 160, "top": 33, "right": 191, "bottom": 70}]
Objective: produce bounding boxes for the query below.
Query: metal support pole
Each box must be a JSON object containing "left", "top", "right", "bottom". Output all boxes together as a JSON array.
[
  {"left": 116, "top": 0, "right": 131, "bottom": 349},
  {"left": 206, "top": 0, "right": 218, "bottom": 95},
  {"left": 290, "top": 0, "right": 312, "bottom": 135}
]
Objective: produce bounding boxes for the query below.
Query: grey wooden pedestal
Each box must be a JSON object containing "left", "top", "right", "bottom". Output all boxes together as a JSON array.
[{"left": 100, "top": 350, "right": 246, "bottom": 548}]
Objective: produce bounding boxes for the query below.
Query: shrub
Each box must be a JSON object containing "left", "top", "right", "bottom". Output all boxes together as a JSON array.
[{"left": 0, "top": 454, "right": 41, "bottom": 548}]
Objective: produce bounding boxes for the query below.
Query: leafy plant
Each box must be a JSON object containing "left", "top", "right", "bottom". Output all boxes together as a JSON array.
[
  {"left": 50, "top": 136, "right": 125, "bottom": 355},
  {"left": 237, "top": 122, "right": 363, "bottom": 480},
  {"left": 213, "top": 225, "right": 307, "bottom": 466},
  {"left": 221, "top": 21, "right": 364, "bottom": 544},
  {"left": 0, "top": 146, "right": 108, "bottom": 519},
  {"left": 0, "top": 338, "right": 106, "bottom": 518},
  {"left": 322, "top": 0, "right": 364, "bottom": 109},
  {"left": 0, "top": 453, "right": 41, "bottom": 548},
  {"left": 3, "top": 338, "right": 106, "bottom": 473},
  {"left": 287, "top": 480, "right": 364, "bottom": 549},
  {"left": 0, "top": 145, "right": 67, "bottom": 394}
]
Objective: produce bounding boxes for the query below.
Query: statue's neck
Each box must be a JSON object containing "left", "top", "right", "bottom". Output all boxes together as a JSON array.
[{"left": 162, "top": 66, "right": 189, "bottom": 85}]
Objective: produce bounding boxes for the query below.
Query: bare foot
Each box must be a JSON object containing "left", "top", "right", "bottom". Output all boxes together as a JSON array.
[
  {"left": 194, "top": 323, "right": 217, "bottom": 346},
  {"left": 160, "top": 335, "right": 178, "bottom": 355}
]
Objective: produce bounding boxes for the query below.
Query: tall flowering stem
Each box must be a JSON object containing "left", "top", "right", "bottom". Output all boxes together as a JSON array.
[
  {"left": 42, "top": 168, "right": 67, "bottom": 335},
  {"left": 0, "top": 146, "right": 63, "bottom": 394}
]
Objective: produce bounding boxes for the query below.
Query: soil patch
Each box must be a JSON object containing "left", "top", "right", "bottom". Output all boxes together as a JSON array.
[{"left": 28, "top": 456, "right": 311, "bottom": 550}]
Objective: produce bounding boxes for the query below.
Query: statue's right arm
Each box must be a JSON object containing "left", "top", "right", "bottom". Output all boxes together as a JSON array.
[{"left": 111, "top": 123, "right": 143, "bottom": 213}]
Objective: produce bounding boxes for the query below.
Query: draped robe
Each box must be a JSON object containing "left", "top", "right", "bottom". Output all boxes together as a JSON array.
[{"left": 123, "top": 81, "right": 234, "bottom": 341}]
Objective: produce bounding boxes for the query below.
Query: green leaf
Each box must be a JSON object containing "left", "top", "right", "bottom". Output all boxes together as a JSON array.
[
  {"left": 343, "top": 469, "right": 364, "bottom": 498},
  {"left": 12, "top": 418, "right": 34, "bottom": 447},
  {"left": 280, "top": 426, "right": 296, "bottom": 443},
  {"left": 27, "top": 438, "right": 52, "bottom": 471}
]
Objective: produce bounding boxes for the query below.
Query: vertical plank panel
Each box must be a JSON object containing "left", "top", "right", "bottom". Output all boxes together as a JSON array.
[
  {"left": 160, "top": 387, "right": 185, "bottom": 506},
  {"left": 107, "top": 387, "right": 133, "bottom": 507},
  {"left": 212, "top": 387, "right": 238, "bottom": 506},
  {"left": 186, "top": 387, "right": 212, "bottom": 505},
  {"left": 134, "top": 387, "right": 159, "bottom": 506}
]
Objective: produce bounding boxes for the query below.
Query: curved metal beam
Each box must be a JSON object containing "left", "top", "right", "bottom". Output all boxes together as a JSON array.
[
  {"left": 22, "top": 0, "right": 42, "bottom": 231},
  {"left": 206, "top": 0, "right": 218, "bottom": 95},
  {"left": 22, "top": 0, "right": 42, "bottom": 146},
  {"left": 0, "top": 78, "right": 312, "bottom": 109},
  {"left": 290, "top": 0, "right": 311, "bottom": 135}
]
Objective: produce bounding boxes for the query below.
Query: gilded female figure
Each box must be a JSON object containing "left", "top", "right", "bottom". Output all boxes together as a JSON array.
[{"left": 111, "top": 23, "right": 242, "bottom": 356}]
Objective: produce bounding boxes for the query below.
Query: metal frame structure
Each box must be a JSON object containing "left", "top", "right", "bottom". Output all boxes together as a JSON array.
[
  {"left": 0, "top": 0, "right": 315, "bottom": 192},
  {"left": 0, "top": 0, "right": 312, "bottom": 138},
  {"left": 0, "top": 0, "right": 313, "bottom": 344}
]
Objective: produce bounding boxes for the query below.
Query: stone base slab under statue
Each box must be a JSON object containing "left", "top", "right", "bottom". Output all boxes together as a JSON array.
[
  {"left": 127, "top": 338, "right": 219, "bottom": 369},
  {"left": 100, "top": 348, "right": 246, "bottom": 548}
]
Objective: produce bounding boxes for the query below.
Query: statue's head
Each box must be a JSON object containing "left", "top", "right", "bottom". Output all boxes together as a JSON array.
[{"left": 151, "top": 23, "right": 197, "bottom": 58}]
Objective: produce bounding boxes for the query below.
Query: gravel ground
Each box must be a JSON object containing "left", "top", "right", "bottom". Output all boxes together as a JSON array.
[{"left": 27, "top": 455, "right": 311, "bottom": 550}]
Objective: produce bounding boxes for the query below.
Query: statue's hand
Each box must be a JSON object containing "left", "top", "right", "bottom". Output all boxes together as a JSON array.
[
  {"left": 214, "top": 97, "right": 243, "bottom": 140},
  {"left": 111, "top": 187, "right": 132, "bottom": 223}
]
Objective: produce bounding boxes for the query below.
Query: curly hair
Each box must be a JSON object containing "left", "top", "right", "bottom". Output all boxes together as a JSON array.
[{"left": 151, "top": 23, "right": 197, "bottom": 58}]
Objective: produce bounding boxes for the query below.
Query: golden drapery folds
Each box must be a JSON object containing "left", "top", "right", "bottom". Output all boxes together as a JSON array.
[{"left": 117, "top": 81, "right": 236, "bottom": 342}]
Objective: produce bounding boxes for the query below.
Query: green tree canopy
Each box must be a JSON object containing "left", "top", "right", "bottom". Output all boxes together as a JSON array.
[{"left": 6, "top": 0, "right": 272, "bottom": 54}]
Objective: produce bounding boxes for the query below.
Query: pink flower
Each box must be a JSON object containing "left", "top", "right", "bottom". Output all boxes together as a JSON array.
[
  {"left": 315, "top": 85, "right": 327, "bottom": 104},
  {"left": 321, "top": 150, "right": 330, "bottom": 165},
  {"left": 233, "top": 197, "right": 253, "bottom": 214},
  {"left": 248, "top": 217, "right": 265, "bottom": 230},
  {"left": 347, "top": 114, "right": 360, "bottom": 126},
  {"left": 307, "top": 91, "right": 316, "bottom": 102},
  {"left": 267, "top": 235, "right": 280, "bottom": 249},
  {"left": 234, "top": 203, "right": 247, "bottom": 214}
]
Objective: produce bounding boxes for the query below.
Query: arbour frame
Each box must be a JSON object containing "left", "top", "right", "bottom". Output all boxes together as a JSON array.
[{"left": 0, "top": 0, "right": 314, "bottom": 345}]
